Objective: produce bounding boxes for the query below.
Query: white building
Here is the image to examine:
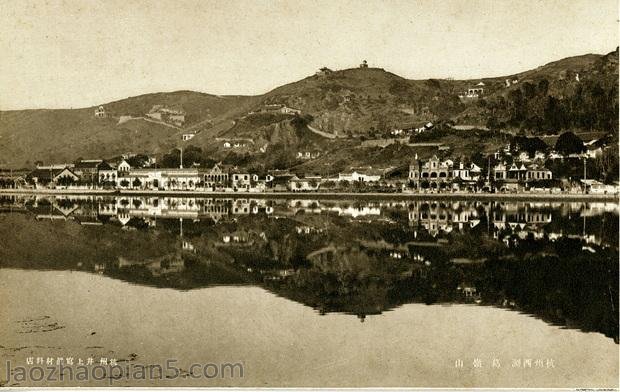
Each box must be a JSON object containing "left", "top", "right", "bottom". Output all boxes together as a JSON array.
[
  {"left": 117, "top": 159, "right": 131, "bottom": 173},
  {"left": 338, "top": 170, "right": 382, "bottom": 183},
  {"left": 119, "top": 168, "right": 203, "bottom": 190},
  {"left": 232, "top": 173, "right": 252, "bottom": 190}
]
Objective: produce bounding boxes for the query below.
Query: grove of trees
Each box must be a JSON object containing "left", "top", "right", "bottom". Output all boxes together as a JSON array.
[{"left": 485, "top": 79, "right": 618, "bottom": 135}]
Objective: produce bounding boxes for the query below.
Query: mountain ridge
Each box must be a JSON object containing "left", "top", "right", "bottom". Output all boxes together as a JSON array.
[{"left": 0, "top": 49, "right": 617, "bottom": 168}]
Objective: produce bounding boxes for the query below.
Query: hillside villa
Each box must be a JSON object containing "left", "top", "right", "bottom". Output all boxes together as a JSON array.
[
  {"left": 94, "top": 106, "right": 107, "bottom": 118},
  {"left": 458, "top": 82, "right": 485, "bottom": 99},
  {"left": 146, "top": 105, "right": 186, "bottom": 126},
  {"left": 297, "top": 151, "right": 322, "bottom": 160},
  {"left": 316, "top": 67, "right": 333, "bottom": 76}
]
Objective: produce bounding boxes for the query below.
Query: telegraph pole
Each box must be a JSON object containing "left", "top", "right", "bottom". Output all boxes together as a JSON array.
[
  {"left": 487, "top": 156, "right": 491, "bottom": 191},
  {"left": 583, "top": 157, "right": 586, "bottom": 180}
]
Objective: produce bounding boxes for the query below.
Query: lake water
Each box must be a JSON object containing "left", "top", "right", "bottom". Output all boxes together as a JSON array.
[{"left": 0, "top": 195, "right": 618, "bottom": 387}]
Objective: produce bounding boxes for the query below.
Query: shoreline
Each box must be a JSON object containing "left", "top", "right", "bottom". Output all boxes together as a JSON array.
[{"left": 0, "top": 188, "right": 618, "bottom": 201}]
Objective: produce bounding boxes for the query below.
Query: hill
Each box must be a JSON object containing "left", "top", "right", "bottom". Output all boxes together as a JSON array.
[
  {"left": 0, "top": 49, "right": 617, "bottom": 168},
  {"left": 258, "top": 67, "right": 465, "bottom": 137},
  {"left": 455, "top": 49, "right": 619, "bottom": 131},
  {"left": 0, "top": 92, "right": 257, "bottom": 167}
]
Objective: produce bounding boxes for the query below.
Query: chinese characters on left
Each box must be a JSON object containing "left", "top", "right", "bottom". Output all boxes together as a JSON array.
[{"left": 26, "top": 357, "right": 118, "bottom": 367}]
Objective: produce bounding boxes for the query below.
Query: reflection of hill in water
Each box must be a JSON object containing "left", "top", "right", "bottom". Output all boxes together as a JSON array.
[
  {"left": 0, "top": 195, "right": 617, "bottom": 342},
  {"left": 262, "top": 243, "right": 619, "bottom": 342},
  {"left": 106, "top": 255, "right": 255, "bottom": 289}
]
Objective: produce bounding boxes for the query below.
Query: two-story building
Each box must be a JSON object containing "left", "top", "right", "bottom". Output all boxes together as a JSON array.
[
  {"left": 203, "top": 163, "right": 230, "bottom": 190},
  {"left": 409, "top": 155, "right": 452, "bottom": 189},
  {"left": 73, "top": 159, "right": 103, "bottom": 183},
  {"left": 97, "top": 161, "right": 118, "bottom": 185},
  {"left": 452, "top": 162, "right": 482, "bottom": 182},
  {"left": 231, "top": 172, "right": 252, "bottom": 191},
  {"left": 118, "top": 168, "right": 203, "bottom": 190},
  {"left": 525, "top": 164, "right": 553, "bottom": 182}
]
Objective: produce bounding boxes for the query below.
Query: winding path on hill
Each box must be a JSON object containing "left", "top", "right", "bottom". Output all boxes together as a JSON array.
[{"left": 306, "top": 124, "right": 339, "bottom": 139}]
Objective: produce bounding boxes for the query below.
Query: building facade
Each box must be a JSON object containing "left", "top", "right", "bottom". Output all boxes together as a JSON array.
[{"left": 409, "top": 155, "right": 453, "bottom": 189}]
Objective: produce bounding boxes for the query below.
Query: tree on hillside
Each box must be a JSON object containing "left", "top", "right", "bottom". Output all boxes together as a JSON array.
[
  {"left": 542, "top": 96, "right": 565, "bottom": 131},
  {"left": 595, "top": 147, "right": 619, "bottom": 183},
  {"left": 555, "top": 132, "right": 585, "bottom": 156},
  {"left": 126, "top": 154, "right": 150, "bottom": 168},
  {"left": 507, "top": 89, "right": 525, "bottom": 126},
  {"left": 182, "top": 145, "right": 205, "bottom": 166},
  {"left": 482, "top": 76, "right": 618, "bottom": 135},
  {"left": 511, "top": 136, "right": 548, "bottom": 156},
  {"left": 537, "top": 79, "right": 550, "bottom": 95},
  {"left": 161, "top": 149, "right": 181, "bottom": 168},
  {"left": 161, "top": 146, "right": 206, "bottom": 168},
  {"left": 291, "top": 114, "right": 314, "bottom": 129}
]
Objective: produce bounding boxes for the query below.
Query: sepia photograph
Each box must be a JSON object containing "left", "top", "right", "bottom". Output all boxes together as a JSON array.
[{"left": 0, "top": 0, "right": 618, "bottom": 389}]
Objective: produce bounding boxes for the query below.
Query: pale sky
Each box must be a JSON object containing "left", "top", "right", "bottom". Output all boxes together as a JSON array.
[{"left": 0, "top": 0, "right": 617, "bottom": 110}]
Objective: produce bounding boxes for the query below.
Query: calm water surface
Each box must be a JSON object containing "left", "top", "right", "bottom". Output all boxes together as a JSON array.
[{"left": 0, "top": 195, "right": 618, "bottom": 387}]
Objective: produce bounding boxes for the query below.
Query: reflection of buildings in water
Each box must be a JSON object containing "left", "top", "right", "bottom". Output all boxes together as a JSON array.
[
  {"left": 295, "top": 225, "right": 324, "bottom": 235},
  {"left": 283, "top": 199, "right": 324, "bottom": 215},
  {"left": 376, "top": 201, "right": 407, "bottom": 209},
  {"left": 273, "top": 200, "right": 386, "bottom": 218},
  {"left": 358, "top": 239, "right": 410, "bottom": 258},
  {"left": 13, "top": 197, "right": 619, "bottom": 248},
  {"left": 31, "top": 197, "right": 83, "bottom": 221},
  {"left": 203, "top": 198, "right": 229, "bottom": 214},
  {"left": 0, "top": 195, "right": 31, "bottom": 214},
  {"left": 492, "top": 205, "right": 552, "bottom": 241},
  {"left": 406, "top": 200, "right": 615, "bottom": 248},
  {"left": 580, "top": 202, "right": 619, "bottom": 216},
  {"left": 25, "top": 196, "right": 270, "bottom": 226},
  {"left": 231, "top": 199, "right": 252, "bottom": 215},
  {"left": 306, "top": 243, "right": 422, "bottom": 270},
  {"left": 287, "top": 199, "right": 322, "bottom": 209},
  {"left": 408, "top": 201, "right": 480, "bottom": 237},
  {"left": 97, "top": 197, "right": 246, "bottom": 224},
  {"left": 263, "top": 268, "right": 296, "bottom": 281},
  {"left": 329, "top": 205, "right": 381, "bottom": 218},
  {"left": 220, "top": 229, "right": 267, "bottom": 246},
  {"left": 117, "top": 253, "right": 185, "bottom": 277},
  {"left": 457, "top": 283, "right": 482, "bottom": 303},
  {"left": 94, "top": 263, "right": 106, "bottom": 274},
  {"left": 182, "top": 240, "right": 195, "bottom": 253}
]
